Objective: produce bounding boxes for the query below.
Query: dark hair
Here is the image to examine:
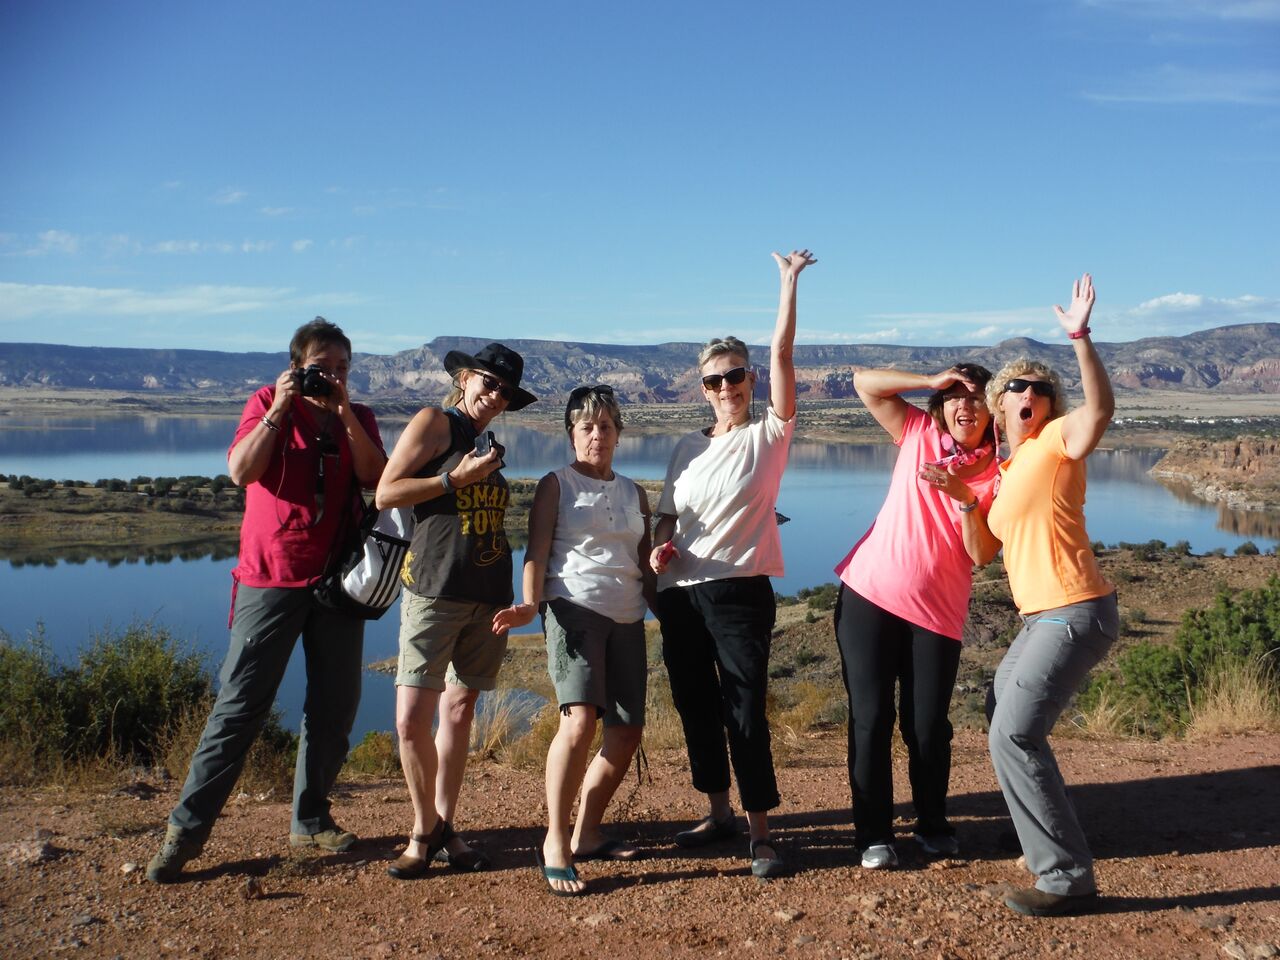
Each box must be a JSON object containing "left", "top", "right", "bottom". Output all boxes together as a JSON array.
[
  {"left": 289, "top": 317, "right": 352, "bottom": 368},
  {"left": 564, "top": 384, "right": 623, "bottom": 434},
  {"left": 927, "top": 363, "right": 995, "bottom": 444}
]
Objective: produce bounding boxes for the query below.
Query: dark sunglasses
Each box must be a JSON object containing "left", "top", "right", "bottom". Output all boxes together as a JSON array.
[
  {"left": 478, "top": 372, "right": 516, "bottom": 402},
  {"left": 568, "top": 384, "right": 615, "bottom": 405},
  {"left": 701, "top": 366, "right": 749, "bottom": 390},
  {"left": 1003, "top": 378, "right": 1055, "bottom": 398}
]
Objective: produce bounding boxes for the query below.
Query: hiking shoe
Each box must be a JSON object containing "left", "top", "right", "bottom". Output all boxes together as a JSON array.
[
  {"left": 1004, "top": 886, "right": 1098, "bottom": 917},
  {"left": 289, "top": 825, "right": 357, "bottom": 852},
  {"left": 146, "top": 825, "right": 206, "bottom": 883},
  {"left": 860, "top": 844, "right": 898, "bottom": 870},
  {"left": 914, "top": 833, "right": 959, "bottom": 857}
]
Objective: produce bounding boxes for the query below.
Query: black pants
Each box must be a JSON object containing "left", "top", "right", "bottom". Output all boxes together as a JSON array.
[
  {"left": 658, "top": 576, "right": 780, "bottom": 813},
  {"left": 834, "top": 585, "right": 960, "bottom": 847}
]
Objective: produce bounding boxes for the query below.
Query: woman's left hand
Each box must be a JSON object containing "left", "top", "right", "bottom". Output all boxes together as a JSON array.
[
  {"left": 492, "top": 602, "right": 537, "bottom": 635},
  {"left": 917, "top": 463, "right": 975, "bottom": 505},
  {"left": 1055, "top": 272, "right": 1095, "bottom": 337},
  {"left": 772, "top": 249, "right": 817, "bottom": 279}
]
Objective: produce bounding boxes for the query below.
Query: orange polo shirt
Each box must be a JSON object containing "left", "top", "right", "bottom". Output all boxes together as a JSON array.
[{"left": 986, "top": 417, "right": 1113, "bottom": 615}]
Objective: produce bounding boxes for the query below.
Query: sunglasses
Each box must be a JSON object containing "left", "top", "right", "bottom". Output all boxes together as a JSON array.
[
  {"left": 477, "top": 372, "right": 516, "bottom": 402},
  {"left": 701, "top": 366, "right": 749, "bottom": 391},
  {"left": 1003, "top": 378, "right": 1055, "bottom": 398},
  {"left": 568, "top": 384, "right": 615, "bottom": 405}
]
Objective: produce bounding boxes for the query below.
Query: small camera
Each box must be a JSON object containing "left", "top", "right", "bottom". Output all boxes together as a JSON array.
[
  {"left": 295, "top": 364, "right": 332, "bottom": 398},
  {"left": 474, "top": 431, "right": 496, "bottom": 456}
]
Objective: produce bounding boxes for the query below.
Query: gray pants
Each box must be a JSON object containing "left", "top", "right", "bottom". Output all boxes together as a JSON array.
[
  {"left": 989, "top": 593, "right": 1118, "bottom": 895},
  {"left": 168, "top": 585, "right": 364, "bottom": 838}
]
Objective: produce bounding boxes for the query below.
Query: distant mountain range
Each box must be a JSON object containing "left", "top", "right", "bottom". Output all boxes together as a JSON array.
[{"left": 2, "top": 323, "right": 1278, "bottom": 402}]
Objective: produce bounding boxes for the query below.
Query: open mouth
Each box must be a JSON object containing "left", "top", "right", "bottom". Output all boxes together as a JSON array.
[{"left": 1020, "top": 407, "right": 1033, "bottom": 421}]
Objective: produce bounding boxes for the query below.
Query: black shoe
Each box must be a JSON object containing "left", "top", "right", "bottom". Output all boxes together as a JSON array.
[
  {"left": 387, "top": 818, "right": 447, "bottom": 880},
  {"left": 749, "top": 837, "right": 787, "bottom": 879},
  {"left": 1004, "top": 886, "right": 1098, "bottom": 917},
  {"left": 432, "top": 821, "right": 490, "bottom": 871},
  {"left": 674, "top": 814, "right": 739, "bottom": 848}
]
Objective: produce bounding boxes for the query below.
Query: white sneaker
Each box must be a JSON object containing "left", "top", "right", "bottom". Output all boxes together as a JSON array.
[
  {"left": 860, "top": 844, "right": 898, "bottom": 869},
  {"left": 914, "top": 833, "right": 959, "bottom": 857}
]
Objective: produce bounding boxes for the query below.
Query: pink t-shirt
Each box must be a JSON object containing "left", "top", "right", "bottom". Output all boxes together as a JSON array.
[
  {"left": 231, "top": 386, "right": 383, "bottom": 589},
  {"left": 835, "top": 405, "right": 998, "bottom": 641}
]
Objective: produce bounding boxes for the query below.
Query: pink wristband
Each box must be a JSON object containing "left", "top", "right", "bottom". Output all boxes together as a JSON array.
[{"left": 1068, "top": 327, "right": 1091, "bottom": 340}]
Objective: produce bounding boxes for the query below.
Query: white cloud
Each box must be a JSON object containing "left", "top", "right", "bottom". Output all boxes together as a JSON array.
[
  {"left": 212, "top": 187, "right": 247, "bottom": 205},
  {"left": 1086, "top": 65, "right": 1280, "bottom": 104},
  {"left": 22, "top": 230, "right": 80, "bottom": 256},
  {"left": 0, "top": 282, "right": 364, "bottom": 325},
  {"left": 260, "top": 206, "right": 293, "bottom": 217},
  {"left": 1119, "top": 292, "right": 1277, "bottom": 334},
  {"left": 1081, "top": 0, "right": 1280, "bottom": 21},
  {"left": 292, "top": 239, "right": 314, "bottom": 253},
  {"left": 240, "top": 240, "right": 274, "bottom": 254}
]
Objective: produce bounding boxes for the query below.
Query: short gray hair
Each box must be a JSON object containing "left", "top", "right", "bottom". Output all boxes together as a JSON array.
[{"left": 697, "top": 336, "right": 749, "bottom": 371}]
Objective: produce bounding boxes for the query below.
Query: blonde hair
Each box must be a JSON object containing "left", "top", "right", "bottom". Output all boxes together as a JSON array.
[
  {"left": 986, "top": 358, "right": 1068, "bottom": 433},
  {"left": 697, "top": 336, "right": 749, "bottom": 371}
]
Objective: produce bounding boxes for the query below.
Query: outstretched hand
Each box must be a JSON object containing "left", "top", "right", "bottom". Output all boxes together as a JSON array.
[
  {"left": 772, "top": 249, "right": 817, "bottom": 279},
  {"left": 925, "top": 366, "right": 976, "bottom": 393},
  {"left": 1054, "top": 273, "right": 1095, "bottom": 337}
]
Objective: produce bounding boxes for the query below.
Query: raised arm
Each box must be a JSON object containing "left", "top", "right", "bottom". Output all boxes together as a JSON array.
[
  {"left": 375, "top": 408, "right": 502, "bottom": 509},
  {"left": 228, "top": 369, "right": 298, "bottom": 487},
  {"left": 854, "top": 367, "right": 975, "bottom": 444},
  {"left": 767, "top": 249, "right": 817, "bottom": 422},
  {"left": 1055, "top": 273, "right": 1114, "bottom": 461},
  {"left": 493, "top": 473, "right": 559, "bottom": 634},
  {"left": 324, "top": 375, "right": 386, "bottom": 488}
]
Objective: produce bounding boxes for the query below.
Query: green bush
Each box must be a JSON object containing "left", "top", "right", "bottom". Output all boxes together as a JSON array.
[
  {"left": 797, "top": 582, "right": 839, "bottom": 612},
  {"left": 59, "top": 624, "right": 212, "bottom": 765},
  {"left": 0, "top": 629, "right": 69, "bottom": 778},
  {"left": 1234, "top": 541, "right": 1261, "bottom": 557},
  {"left": 1086, "top": 576, "right": 1280, "bottom": 734}
]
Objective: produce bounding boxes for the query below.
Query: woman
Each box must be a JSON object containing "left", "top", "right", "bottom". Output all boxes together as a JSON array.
[
  {"left": 650, "top": 249, "right": 816, "bottom": 879},
  {"left": 833, "top": 363, "right": 1001, "bottom": 870},
  {"left": 148, "top": 318, "right": 385, "bottom": 882},
  {"left": 981, "top": 273, "right": 1118, "bottom": 917},
  {"left": 375, "top": 342, "right": 537, "bottom": 879},
  {"left": 493, "top": 385, "right": 655, "bottom": 896}
]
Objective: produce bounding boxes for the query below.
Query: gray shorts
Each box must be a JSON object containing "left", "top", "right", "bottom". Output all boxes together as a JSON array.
[
  {"left": 542, "top": 597, "right": 646, "bottom": 727},
  {"left": 396, "top": 592, "right": 509, "bottom": 691}
]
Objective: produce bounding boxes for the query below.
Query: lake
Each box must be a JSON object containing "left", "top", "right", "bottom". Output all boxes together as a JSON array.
[{"left": 3, "top": 412, "right": 1277, "bottom": 742}]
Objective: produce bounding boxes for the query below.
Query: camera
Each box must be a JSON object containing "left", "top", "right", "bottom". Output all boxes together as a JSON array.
[
  {"left": 295, "top": 364, "right": 332, "bottom": 398},
  {"left": 474, "top": 431, "right": 496, "bottom": 456}
]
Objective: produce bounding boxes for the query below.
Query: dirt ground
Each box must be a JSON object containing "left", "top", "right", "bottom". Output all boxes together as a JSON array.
[{"left": 2, "top": 728, "right": 1278, "bottom": 960}]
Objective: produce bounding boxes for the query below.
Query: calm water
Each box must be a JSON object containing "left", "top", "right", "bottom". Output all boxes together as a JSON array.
[{"left": 3, "top": 413, "right": 1276, "bottom": 740}]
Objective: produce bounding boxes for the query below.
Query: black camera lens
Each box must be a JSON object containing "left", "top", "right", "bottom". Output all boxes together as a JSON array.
[{"left": 298, "top": 365, "right": 332, "bottom": 398}]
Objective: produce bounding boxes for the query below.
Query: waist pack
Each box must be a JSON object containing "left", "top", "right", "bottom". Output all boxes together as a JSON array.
[{"left": 313, "top": 500, "right": 414, "bottom": 620}]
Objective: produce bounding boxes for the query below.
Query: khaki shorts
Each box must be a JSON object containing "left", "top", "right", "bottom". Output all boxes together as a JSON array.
[
  {"left": 543, "top": 597, "right": 646, "bottom": 727},
  {"left": 396, "top": 592, "right": 509, "bottom": 691}
]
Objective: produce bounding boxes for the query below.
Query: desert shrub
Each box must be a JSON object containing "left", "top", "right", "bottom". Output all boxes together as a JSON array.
[
  {"left": 1186, "top": 657, "right": 1280, "bottom": 738},
  {"left": 1086, "top": 576, "right": 1280, "bottom": 735},
  {"left": 0, "top": 629, "right": 69, "bottom": 781},
  {"left": 1234, "top": 541, "right": 1261, "bottom": 556},
  {"left": 1119, "top": 539, "right": 1166, "bottom": 561},
  {"left": 1207, "top": 547, "right": 1227, "bottom": 558},
  {"left": 343, "top": 731, "right": 401, "bottom": 777},
  {"left": 797, "top": 583, "right": 839, "bottom": 612},
  {"left": 59, "top": 623, "right": 212, "bottom": 765},
  {"left": 1168, "top": 540, "right": 1192, "bottom": 557}
]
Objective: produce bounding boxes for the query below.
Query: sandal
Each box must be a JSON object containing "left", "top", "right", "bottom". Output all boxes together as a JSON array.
[
  {"left": 534, "top": 847, "right": 587, "bottom": 897},
  {"left": 432, "top": 820, "right": 491, "bottom": 872},
  {"left": 387, "top": 817, "right": 447, "bottom": 880},
  {"left": 573, "top": 838, "right": 641, "bottom": 862}
]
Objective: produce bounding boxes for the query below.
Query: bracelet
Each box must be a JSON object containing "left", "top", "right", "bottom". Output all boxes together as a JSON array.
[
  {"left": 260, "top": 416, "right": 280, "bottom": 432},
  {"left": 958, "top": 497, "right": 980, "bottom": 513},
  {"left": 439, "top": 471, "right": 453, "bottom": 493},
  {"left": 1067, "top": 327, "right": 1091, "bottom": 340}
]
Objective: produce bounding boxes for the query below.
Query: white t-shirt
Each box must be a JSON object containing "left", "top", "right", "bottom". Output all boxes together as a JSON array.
[
  {"left": 657, "top": 406, "right": 794, "bottom": 589},
  {"left": 544, "top": 465, "right": 648, "bottom": 624}
]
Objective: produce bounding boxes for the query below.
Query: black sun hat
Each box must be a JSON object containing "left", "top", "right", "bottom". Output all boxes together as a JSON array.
[{"left": 443, "top": 342, "right": 538, "bottom": 411}]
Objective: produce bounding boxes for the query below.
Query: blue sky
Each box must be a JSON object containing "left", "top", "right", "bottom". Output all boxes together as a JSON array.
[{"left": 2, "top": 0, "right": 1277, "bottom": 354}]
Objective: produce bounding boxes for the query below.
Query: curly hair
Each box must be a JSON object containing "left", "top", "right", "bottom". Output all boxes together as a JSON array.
[
  {"left": 697, "top": 336, "right": 750, "bottom": 371},
  {"left": 986, "top": 358, "right": 1068, "bottom": 433},
  {"left": 926, "top": 363, "right": 994, "bottom": 445}
]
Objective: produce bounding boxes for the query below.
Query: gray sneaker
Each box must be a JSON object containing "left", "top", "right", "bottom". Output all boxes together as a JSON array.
[
  {"left": 289, "top": 826, "right": 356, "bottom": 852},
  {"left": 860, "top": 843, "right": 898, "bottom": 869},
  {"left": 146, "top": 825, "right": 206, "bottom": 883},
  {"left": 914, "top": 833, "right": 959, "bottom": 857}
]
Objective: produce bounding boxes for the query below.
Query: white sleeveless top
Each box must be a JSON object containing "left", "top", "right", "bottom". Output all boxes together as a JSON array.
[{"left": 544, "top": 465, "right": 648, "bottom": 624}]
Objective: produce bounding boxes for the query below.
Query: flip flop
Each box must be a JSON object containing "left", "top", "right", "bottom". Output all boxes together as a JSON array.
[
  {"left": 573, "top": 838, "right": 641, "bottom": 862},
  {"left": 533, "top": 847, "right": 587, "bottom": 897}
]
